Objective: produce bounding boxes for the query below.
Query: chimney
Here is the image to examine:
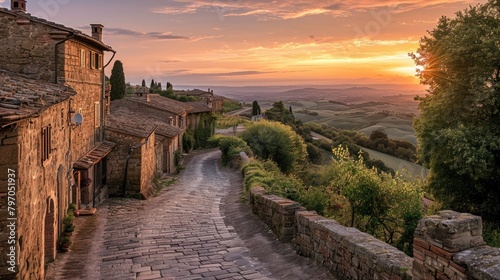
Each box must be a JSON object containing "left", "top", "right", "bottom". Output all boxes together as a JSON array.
[
  {"left": 11, "top": 0, "right": 27, "bottom": 12},
  {"left": 90, "top": 24, "right": 104, "bottom": 42}
]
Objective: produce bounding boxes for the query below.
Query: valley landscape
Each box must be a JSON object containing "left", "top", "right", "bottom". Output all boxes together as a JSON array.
[{"left": 202, "top": 84, "right": 425, "bottom": 145}]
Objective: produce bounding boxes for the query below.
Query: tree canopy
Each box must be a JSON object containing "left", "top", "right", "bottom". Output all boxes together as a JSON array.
[
  {"left": 264, "top": 101, "right": 295, "bottom": 126},
  {"left": 241, "top": 120, "right": 307, "bottom": 174},
  {"left": 410, "top": 0, "right": 500, "bottom": 220},
  {"left": 109, "top": 60, "right": 126, "bottom": 100}
]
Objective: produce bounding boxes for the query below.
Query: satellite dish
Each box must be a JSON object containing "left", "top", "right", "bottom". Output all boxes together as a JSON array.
[{"left": 73, "top": 113, "right": 84, "bottom": 125}]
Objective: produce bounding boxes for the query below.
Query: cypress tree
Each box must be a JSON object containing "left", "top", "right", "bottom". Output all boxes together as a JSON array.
[{"left": 109, "top": 60, "right": 126, "bottom": 100}]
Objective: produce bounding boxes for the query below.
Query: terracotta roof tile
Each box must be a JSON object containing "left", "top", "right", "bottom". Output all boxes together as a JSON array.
[
  {"left": 127, "top": 95, "right": 188, "bottom": 115},
  {"left": 0, "top": 70, "right": 76, "bottom": 127},
  {"left": 107, "top": 99, "right": 183, "bottom": 138},
  {"left": 73, "top": 141, "right": 116, "bottom": 170},
  {"left": 186, "top": 101, "right": 213, "bottom": 113}
]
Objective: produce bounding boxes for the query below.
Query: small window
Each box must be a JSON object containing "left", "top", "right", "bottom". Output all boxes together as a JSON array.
[
  {"left": 90, "top": 51, "right": 102, "bottom": 70},
  {"left": 80, "top": 49, "right": 86, "bottom": 68},
  {"left": 41, "top": 125, "right": 52, "bottom": 162},
  {"left": 90, "top": 51, "right": 95, "bottom": 69},
  {"left": 97, "top": 54, "right": 103, "bottom": 69},
  {"left": 13, "top": 2, "right": 19, "bottom": 8}
]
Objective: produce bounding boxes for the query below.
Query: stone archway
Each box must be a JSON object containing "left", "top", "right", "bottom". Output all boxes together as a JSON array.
[{"left": 44, "top": 197, "right": 56, "bottom": 262}]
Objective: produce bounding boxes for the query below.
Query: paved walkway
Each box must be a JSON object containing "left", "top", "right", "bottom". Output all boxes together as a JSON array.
[{"left": 47, "top": 149, "right": 335, "bottom": 280}]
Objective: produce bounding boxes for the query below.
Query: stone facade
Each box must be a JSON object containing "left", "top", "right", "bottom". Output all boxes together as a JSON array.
[
  {"left": 0, "top": 101, "right": 72, "bottom": 279},
  {"left": 0, "top": 4, "right": 114, "bottom": 279},
  {"left": 106, "top": 129, "right": 156, "bottom": 198}
]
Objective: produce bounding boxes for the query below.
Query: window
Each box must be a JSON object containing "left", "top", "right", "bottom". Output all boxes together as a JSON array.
[
  {"left": 90, "top": 51, "right": 103, "bottom": 70},
  {"left": 41, "top": 125, "right": 52, "bottom": 162},
  {"left": 80, "top": 49, "right": 86, "bottom": 68}
]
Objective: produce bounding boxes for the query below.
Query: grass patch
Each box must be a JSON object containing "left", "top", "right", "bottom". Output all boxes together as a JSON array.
[
  {"left": 152, "top": 176, "right": 177, "bottom": 196},
  {"left": 223, "top": 98, "right": 242, "bottom": 113},
  {"left": 216, "top": 115, "right": 250, "bottom": 129}
]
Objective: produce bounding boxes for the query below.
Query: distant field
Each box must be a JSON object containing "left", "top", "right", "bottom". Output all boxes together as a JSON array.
[
  {"left": 311, "top": 132, "right": 428, "bottom": 180},
  {"left": 361, "top": 148, "right": 429, "bottom": 180},
  {"left": 261, "top": 98, "right": 419, "bottom": 145}
]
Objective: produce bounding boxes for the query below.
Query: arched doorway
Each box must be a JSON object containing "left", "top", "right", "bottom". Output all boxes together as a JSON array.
[{"left": 44, "top": 198, "right": 55, "bottom": 262}]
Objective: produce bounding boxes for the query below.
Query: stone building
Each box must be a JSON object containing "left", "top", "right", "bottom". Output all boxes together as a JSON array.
[
  {"left": 106, "top": 99, "right": 183, "bottom": 198},
  {"left": 0, "top": 1, "right": 115, "bottom": 278},
  {"left": 174, "top": 88, "right": 224, "bottom": 112}
]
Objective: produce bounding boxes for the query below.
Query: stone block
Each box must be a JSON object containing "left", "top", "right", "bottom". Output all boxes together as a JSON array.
[
  {"left": 416, "top": 211, "right": 484, "bottom": 253},
  {"left": 454, "top": 246, "right": 500, "bottom": 280}
]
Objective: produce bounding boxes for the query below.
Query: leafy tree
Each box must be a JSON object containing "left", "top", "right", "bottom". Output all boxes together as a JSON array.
[
  {"left": 141, "top": 79, "right": 146, "bottom": 87},
  {"left": 157, "top": 82, "right": 162, "bottom": 90},
  {"left": 109, "top": 60, "right": 126, "bottom": 100},
  {"left": 410, "top": 0, "right": 500, "bottom": 220},
  {"left": 167, "top": 82, "right": 173, "bottom": 90},
  {"left": 241, "top": 120, "right": 307, "bottom": 173},
  {"left": 265, "top": 101, "right": 295, "bottom": 126},
  {"left": 252, "top": 100, "right": 261, "bottom": 116}
]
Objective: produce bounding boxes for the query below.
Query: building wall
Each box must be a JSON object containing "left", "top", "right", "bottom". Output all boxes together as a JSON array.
[
  {"left": 139, "top": 134, "right": 156, "bottom": 197},
  {"left": 0, "top": 12, "right": 57, "bottom": 81},
  {"left": 62, "top": 40, "right": 104, "bottom": 163},
  {"left": 106, "top": 130, "right": 141, "bottom": 196},
  {"left": 155, "top": 138, "right": 164, "bottom": 174},
  {"left": 0, "top": 101, "right": 71, "bottom": 279}
]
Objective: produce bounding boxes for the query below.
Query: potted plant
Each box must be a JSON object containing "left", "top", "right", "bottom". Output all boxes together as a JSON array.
[
  {"left": 68, "top": 203, "right": 79, "bottom": 216},
  {"left": 62, "top": 213, "right": 75, "bottom": 236},
  {"left": 58, "top": 236, "right": 72, "bottom": 252}
]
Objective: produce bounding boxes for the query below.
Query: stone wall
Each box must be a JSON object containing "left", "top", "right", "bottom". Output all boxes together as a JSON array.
[
  {"left": 414, "top": 210, "right": 500, "bottom": 280},
  {"left": 63, "top": 40, "right": 105, "bottom": 164},
  {"left": 106, "top": 130, "right": 156, "bottom": 198},
  {"left": 248, "top": 185, "right": 500, "bottom": 280},
  {"left": 0, "top": 101, "right": 72, "bottom": 279},
  {"left": 0, "top": 12, "right": 57, "bottom": 81},
  {"left": 250, "top": 186, "right": 304, "bottom": 242},
  {"left": 139, "top": 133, "right": 156, "bottom": 197},
  {"left": 248, "top": 186, "right": 412, "bottom": 280},
  {"left": 106, "top": 130, "right": 141, "bottom": 196}
]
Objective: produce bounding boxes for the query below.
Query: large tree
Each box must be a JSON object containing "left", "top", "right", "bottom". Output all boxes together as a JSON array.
[
  {"left": 411, "top": 0, "right": 500, "bottom": 220},
  {"left": 251, "top": 100, "right": 261, "bottom": 116},
  {"left": 110, "top": 60, "right": 126, "bottom": 100}
]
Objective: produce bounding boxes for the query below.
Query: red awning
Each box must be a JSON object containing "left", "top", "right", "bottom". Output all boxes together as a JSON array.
[{"left": 73, "top": 141, "right": 116, "bottom": 170}]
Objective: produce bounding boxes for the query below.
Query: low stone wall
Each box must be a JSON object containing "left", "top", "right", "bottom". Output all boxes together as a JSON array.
[
  {"left": 295, "top": 211, "right": 412, "bottom": 280},
  {"left": 250, "top": 186, "right": 304, "bottom": 242},
  {"left": 248, "top": 186, "right": 500, "bottom": 280}
]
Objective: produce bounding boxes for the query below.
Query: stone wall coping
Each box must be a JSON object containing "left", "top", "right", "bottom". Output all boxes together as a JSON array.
[{"left": 454, "top": 246, "right": 500, "bottom": 279}]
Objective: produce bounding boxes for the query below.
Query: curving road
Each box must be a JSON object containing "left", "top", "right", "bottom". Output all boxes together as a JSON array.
[{"left": 48, "top": 149, "right": 334, "bottom": 280}]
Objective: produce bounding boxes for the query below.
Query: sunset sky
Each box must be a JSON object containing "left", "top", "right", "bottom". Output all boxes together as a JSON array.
[{"left": 0, "top": 0, "right": 487, "bottom": 86}]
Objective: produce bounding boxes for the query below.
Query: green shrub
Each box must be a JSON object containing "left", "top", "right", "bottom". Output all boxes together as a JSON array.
[
  {"left": 209, "top": 135, "right": 251, "bottom": 166},
  {"left": 242, "top": 120, "right": 307, "bottom": 174}
]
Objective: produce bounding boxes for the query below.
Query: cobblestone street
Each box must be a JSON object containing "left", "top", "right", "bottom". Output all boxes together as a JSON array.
[{"left": 47, "top": 149, "right": 334, "bottom": 280}]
